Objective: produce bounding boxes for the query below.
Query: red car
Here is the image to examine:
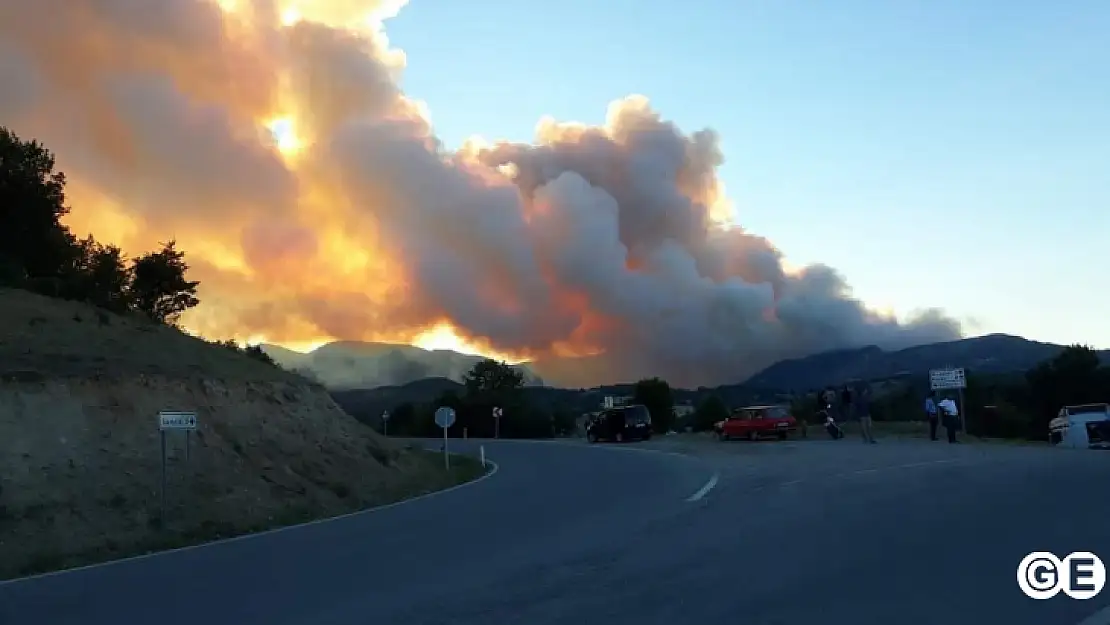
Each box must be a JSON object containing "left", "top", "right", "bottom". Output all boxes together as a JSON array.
[{"left": 715, "top": 405, "right": 797, "bottom": 441}]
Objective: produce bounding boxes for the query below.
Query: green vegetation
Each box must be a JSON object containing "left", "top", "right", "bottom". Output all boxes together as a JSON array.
[
  {"left": 368, "top": 345, "right": 1108, "bottom": 443},
  {"left": 691, "top": 395, "right": 730, "bottom": 432},
  {"left": 211, "top": 339, "right": 280, "bottom": 367},
  {"left": 374, "top": 362, "right": 688, "bottom": 439},
  {"left": 790, "top": 344, "right": 1110, "bottom": 440},
  {"left": 631, "top": 377, "right": 675, "bottom": 434},
  {"left": 378, "top": 359, "right": 577, "bottom": 438}
]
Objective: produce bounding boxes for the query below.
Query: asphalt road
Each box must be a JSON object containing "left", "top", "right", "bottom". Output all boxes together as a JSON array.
[{"left": 1, "top": 436, "right": 1109, "bottom": 625}]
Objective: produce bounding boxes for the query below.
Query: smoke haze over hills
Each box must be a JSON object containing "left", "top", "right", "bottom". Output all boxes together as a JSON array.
[{"left": 0, "top": 0, "right": 961, "bottom": 387}]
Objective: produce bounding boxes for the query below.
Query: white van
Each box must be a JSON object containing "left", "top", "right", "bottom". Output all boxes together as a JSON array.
[{"left": 1049, "top": 404, "right": 1110, "bottom": 449}]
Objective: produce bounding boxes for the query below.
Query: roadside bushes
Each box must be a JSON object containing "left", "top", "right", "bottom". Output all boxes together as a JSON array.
[
  {"left": 807, "top": 345, "right": 1110, "bottom": 440},
  {"left": 211, "top": 339, "right": 280, "bottom": 367}
]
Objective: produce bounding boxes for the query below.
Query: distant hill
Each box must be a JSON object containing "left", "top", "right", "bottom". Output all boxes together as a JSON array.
[
  {"left": 261, "top": 341, "right": 543, "bottom": 390},
  {"left": 745, "top": 334, "right": 1110, "bottom": 391},
  {"left": 320, "top": 333, "right": 1110, "bottom": 420}
]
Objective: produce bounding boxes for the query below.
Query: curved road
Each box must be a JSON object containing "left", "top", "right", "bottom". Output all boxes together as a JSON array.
[{"left": 1, "top": 437, "right": 1109, "bottom": 625}]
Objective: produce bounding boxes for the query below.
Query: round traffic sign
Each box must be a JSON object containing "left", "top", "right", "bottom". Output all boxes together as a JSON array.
[
  {"left": 434, "top": 406, "right": 456, "bottom": 429},
  {"left": 381, "top": 410, "right": 390, "bottom": 421}
]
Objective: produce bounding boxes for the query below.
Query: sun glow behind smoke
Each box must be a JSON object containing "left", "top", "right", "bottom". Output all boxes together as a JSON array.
[
  {"left": 412, "top": 323, "right": 527, "bottom": 363},
  {"left": 266, "top": 117, "right": 302, "bottom": 156},
  {"left": 220, "top": 2, "right": 511, "bottom": 361},
  {"left": 280, "top": 6, "right": 302, "bottom": 26},
  {"left": 0, "top": 0, "right": 963, "bottom": 386}
]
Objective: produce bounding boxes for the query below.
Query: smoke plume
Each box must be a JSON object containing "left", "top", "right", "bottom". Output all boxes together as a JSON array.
[{"left": 0, "top": 0, "right": 961, "bottom": 388}]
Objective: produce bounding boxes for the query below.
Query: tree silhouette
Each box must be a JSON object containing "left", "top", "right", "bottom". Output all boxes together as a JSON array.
[
  {"left": 463, "top": 359, "right": 524, "bottom": 396},
  {"left": 0, "top": 125, "right": 204, "bottom": 325},
  {"left": 129, "top": 240, "right": 200, "bottom": 324},
  {"left": 65, "top": 235, "right": 131, "bottom": 312},
  {"left": 0, "top": 127, "right": 74, "bottom": 283},
  {"left": 1025, "top": 344, "right": 1108, "bottom": 435},
  {"left": 693, "top": 394, "right": 729, "bottom": 432},
  {"left": 632, "top": 377, "right": 675, "bottom": 433}
]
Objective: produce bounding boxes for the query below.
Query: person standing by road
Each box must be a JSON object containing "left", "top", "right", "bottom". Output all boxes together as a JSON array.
[
  {"left": 924, "top": 391, "right": 940, "bottom": 441},
  {"left": 823, "top": 387, "right": 837, "bottom": 416},
  {"left": 856, "top": 385, "right": 877, "bottom": 444},
  {"left": 938, "top": 396, "right": 960, "bottom": 443},
  {"left": 840, "top": 385, "right": 853, "bottom": 423}
]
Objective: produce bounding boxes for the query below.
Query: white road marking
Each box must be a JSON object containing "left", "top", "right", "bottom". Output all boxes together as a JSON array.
[
  {"left": 894, "top": 459, "right": 959, "bottom": 469},
  {"left": 1076, "top": 605, "right": 1110, "bottom": 625},
  {"left": 781, "top": 458, "right": 963, "bottom": 487},
  {"left": 835, "top": 458, "right": 959, "bottom": 479},
  {"left": 492, "top": 437, "right": 694, "bottom": 461},
  {"left": 687, "top": 472, "right": 719, "bottom": 502},
  {"left": 0, "top": 456, "right": 500, "bottom": 587}
]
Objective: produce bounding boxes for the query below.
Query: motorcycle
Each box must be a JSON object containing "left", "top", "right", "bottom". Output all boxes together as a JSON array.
[{"left": 819, "top": 405, "right": 845, "bottom": 439}]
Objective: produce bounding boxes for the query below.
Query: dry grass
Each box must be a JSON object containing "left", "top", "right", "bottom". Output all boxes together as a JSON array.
[
  {"left": 0, "top": 288, "right": 488, "bottom": 580},
  {"left": 0, "top": 287, "right": 307, "bottom": 382}
]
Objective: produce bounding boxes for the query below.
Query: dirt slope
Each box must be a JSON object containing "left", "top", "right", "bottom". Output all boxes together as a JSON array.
[{"left": 0, "top": 288, "right": 478, "bottom": 579}]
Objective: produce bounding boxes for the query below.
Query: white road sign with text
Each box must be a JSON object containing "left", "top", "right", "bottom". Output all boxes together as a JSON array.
[
  {"left": 929, "top": 368, "right": 966, "bottom": 390},
  {"left": 159, "top": 411, "right": 197, "bottom": 430}
]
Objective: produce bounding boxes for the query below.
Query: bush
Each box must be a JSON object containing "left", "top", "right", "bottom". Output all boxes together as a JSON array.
[
  {"left": 692, "top": 395, "right": 729, "bottom": 432},
  {"left": 211, "top": 340, "right": 280, "bottom": 367},
  {"left": 632, "top": 377, "right": 675, "bottom": 433}
]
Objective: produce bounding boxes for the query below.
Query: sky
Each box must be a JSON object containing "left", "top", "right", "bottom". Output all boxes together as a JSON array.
[
  {"left": 386, "top": 0, "right": 1109, "bottom": 348},
  {"left": 2, "top": 0, "right": 1106, "bottom": 387}
]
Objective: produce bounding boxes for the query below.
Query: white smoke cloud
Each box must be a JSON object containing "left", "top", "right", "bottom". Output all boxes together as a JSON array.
[{"left": 0, "top": 0, "right": 961, "bottom": 387}]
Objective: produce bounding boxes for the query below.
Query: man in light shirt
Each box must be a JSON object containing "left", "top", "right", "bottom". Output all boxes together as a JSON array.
[
  {"left": 924, "top": 391, "right": 939, "bottom": 441},
  {"left": 938, "top": 397, "right": 959, "bottom": 443}
]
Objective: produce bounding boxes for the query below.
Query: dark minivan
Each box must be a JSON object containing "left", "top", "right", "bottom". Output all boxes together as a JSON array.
[{"left": 586, "top": 404, "right": 653, "bottom": 443}]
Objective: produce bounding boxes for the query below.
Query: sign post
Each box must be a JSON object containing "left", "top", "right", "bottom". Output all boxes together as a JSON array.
[
  {"left": 434, "top": 406, "right": 456, "bottom": 470},
  {"left": 158, "top": 411, "right": 197, "bottom": 526},
  {"left": 492, "top": 406, "right": 502, "bottom": 439},
  {"left": 929, "top": 367, "right": 967, "bottom": 431},
  {"left": 381, "top": 410, "right": 390, "bottom": 436}
]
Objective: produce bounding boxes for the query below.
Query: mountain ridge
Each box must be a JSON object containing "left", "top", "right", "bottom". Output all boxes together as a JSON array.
[
  {"left": 261, "top": 341, "right": 543, "bottom": 390},
  {"left": 746, "top": 333, "right": 1110, "bottom": 391},
  {"left": 265, "top": 333, "right": 1110, "bottom": 394},
  {"left": 319, "top": 333, "right": 1110, "bottom": 427}
]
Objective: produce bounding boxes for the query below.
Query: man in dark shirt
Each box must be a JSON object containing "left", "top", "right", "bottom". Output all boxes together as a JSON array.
[
  {"left": 840, "top": 385, "right": 853, "bottom": 419},
  {"left": 856, "top": 386, "right": 877, "bottom": 444}
]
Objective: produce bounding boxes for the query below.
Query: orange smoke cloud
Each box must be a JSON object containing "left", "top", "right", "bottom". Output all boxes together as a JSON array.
[{"left": 0, "top": 0, "right": 960, "bottom": 387}]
